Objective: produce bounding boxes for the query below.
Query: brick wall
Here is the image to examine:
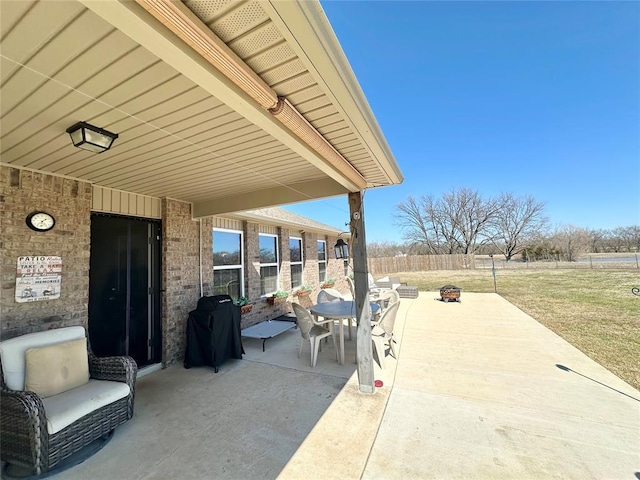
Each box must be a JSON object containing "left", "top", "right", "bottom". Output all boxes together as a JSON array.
[
  {"left": 0, "top": 167, "right": 348, "bottom": 364},
  {"left": 161, "top": 198, "right": 203, "bottom": 366},
  {"left": 0, "top": 167, "right": 92, "bottom": 339},
  {"left": 240, "top": 233, "right": 351, "bottom": 315},
  {"left": 239, "top": 222, "right": 289, "bottom": 328},
  {"left": 326, "top": 235, "right": 351, "bottom": 295},
  {"left": 159, "top": 213, "right": 347, "bottom": 360}
]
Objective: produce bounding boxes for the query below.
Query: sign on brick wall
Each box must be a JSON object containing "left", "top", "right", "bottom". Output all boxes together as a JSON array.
[{"left": 15, "top": 256, "right": 62, "bottom": 303}]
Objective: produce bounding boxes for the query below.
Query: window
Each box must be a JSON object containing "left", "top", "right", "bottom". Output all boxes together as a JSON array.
[
  {"left": 259, "top": 234, "right": 279, "bottom": 295},
  {"left": 212, "top": 229, "right": 243, "bottom": 300},
  {"left": 317, "top": 240, "right": 327, "bottom": 283},
  {"left": 290, "top": 237, "right": 303, "bottom": 289}
]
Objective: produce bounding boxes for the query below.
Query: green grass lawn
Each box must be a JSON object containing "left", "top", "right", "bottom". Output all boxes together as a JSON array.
[{"left": 390, "top": 269, "right": 640, "bottom": 391}]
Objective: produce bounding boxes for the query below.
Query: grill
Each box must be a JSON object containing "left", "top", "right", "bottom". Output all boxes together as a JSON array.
[{"left": 439, "top": 285, "right": 461, "bottom": 303}]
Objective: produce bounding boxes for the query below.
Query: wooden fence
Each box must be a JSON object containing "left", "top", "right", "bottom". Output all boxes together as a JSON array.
[{"left": 367, "top": 254, "right": 476, "bottom": 275}]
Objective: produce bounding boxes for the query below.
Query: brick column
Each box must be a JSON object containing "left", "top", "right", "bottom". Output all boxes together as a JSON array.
[
  {"left": 161, "top": 199, "right": 200, "bottom": 366},
  {"left": 200, "top": 217, "right": 214, "bottom": 295},
  {"left": 244, "top": 221, "right": 261, "bottom": 300},
  {"left": 279, "top": 227, "right": 291, "bottom": 291},
  {"left": 303, "top": 232, "right": 319, "bottom": 287}
]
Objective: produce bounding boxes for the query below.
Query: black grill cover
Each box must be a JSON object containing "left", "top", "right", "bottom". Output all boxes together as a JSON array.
[{"left": 184, "top": 295, "right": 244, "bottom": 372}]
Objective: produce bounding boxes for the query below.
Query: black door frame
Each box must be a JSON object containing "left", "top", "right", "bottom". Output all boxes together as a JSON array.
[{"left": 88, "top": 213, "right": 162, "bottom": 367}]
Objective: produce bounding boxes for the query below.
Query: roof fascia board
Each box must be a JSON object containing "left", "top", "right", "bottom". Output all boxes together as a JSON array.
[
  {"left": 79, "top": 0, "right": 361, "bottom": 192},
  {"left": 192, "top": 178, "right": 348, "bottom": 218},
  {"left": 226, "top": 212, "right": 343, "bottom": 236},
  {"left": 264, "top": 0, "right": 404, "bottom": 186}
]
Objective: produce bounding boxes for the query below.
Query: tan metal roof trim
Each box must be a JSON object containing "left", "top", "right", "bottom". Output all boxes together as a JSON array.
[
  {"left": 135, "top": 0, "right": 366, "bottom": 191},
  {"left": 136, "top": 0, "right": 277, "bottom": 110},
  {"left": 264, "top": 1, "right": 404, "bottom": 185},
  {"left": 227, "top": 207, "right": 344, "bottom": 236},
  {"left": 268, "top": 97, "right": 365, "bottom": 188}
]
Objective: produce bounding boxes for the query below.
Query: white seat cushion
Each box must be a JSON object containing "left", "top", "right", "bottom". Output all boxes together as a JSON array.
[
  {"left": 41, "top": 379, "right": 131, "bottom": 434},
  {"left": 0, "top": 326, "right": 86, "bottom": 391}
]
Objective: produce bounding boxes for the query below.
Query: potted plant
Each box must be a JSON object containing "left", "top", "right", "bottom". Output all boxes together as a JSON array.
[
  {"left": 267, "top": 291, "right": 288, "bottom": 305},
  {"left": 294, "top": 285, "right": 313, "bottom": 297},
  {"left": 321, "top": 278, "right": 336, "bottom": 289},
  {"left": 234, "top": 296, "right": 253, "bottom": 314}
]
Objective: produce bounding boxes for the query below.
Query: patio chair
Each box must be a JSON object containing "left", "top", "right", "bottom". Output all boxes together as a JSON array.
[
  {"left": 345, "top": 276, "right": 355, "bottom": 299},
  {"left": 371, "top": 300, "right": 400, "bottom": 369},
  {"left": 317, "top": 288, "right": 344, "bottom": 303},
  {"left": 292, "top": 303, "right": 337, "bottom": 367},
  {"left": 376, "top": 289, "right": 400, "bottom": 314},
  {"left": 317, "top": 289, "right": 355, "bottom": 341},
  {"left": 368, "top": 273, "right": 384, "bottom": 297},
  {"left": 0, "top": 326, "right": 137, "bottom": 476}
]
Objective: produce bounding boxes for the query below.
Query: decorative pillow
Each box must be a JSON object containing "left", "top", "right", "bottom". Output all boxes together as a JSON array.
[{"left": 25, "top": 338, "right": 89, "bottom": 397}]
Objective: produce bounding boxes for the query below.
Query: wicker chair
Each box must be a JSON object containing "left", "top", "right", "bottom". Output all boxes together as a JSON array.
[{"left": 0, "top": 326, "right": 137, "bottom": 476}]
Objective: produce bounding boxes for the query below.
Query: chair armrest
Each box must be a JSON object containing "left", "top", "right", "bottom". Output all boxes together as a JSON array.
[
  {"left": 311, "top": 316, "right": 334, "bottom": 327},
  {"left": 1, "top": 388, "right": 48, "bottom": 472},
  {"left": 88, "top": 354, "right": 137, "bottom": 390}
]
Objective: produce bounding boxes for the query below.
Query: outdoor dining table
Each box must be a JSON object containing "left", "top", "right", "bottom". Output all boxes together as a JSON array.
[{"left": 310, "top": 300, "right": 380, "bottom": 365}]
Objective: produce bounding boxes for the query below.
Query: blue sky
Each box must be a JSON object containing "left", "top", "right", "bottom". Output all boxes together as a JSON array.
[{"left": 284, "top": 1, "right": 639, "bottom": 243}]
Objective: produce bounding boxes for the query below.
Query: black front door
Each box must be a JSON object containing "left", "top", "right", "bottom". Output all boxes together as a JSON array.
[{"left": 89, "top": 214, "right": 161, "bottom": 368}]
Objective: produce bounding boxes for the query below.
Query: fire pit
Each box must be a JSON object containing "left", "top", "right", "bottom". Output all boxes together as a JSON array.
[{"left": 439, "top": 285, "right": 461, "bottom": 303}]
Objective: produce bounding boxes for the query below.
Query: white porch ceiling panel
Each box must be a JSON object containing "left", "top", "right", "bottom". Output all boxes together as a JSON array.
[{"left": 0, "top": 0, "right": 401, "bottom": 216}]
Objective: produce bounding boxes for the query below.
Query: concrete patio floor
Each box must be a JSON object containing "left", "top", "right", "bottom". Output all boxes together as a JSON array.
[{"left": 61, "top": 292, "right": 639, "bottom": 479}]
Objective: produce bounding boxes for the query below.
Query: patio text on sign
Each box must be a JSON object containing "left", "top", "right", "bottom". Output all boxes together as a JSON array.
[{"left": 15, "top": 256, "right": 62, "bottom": 303}]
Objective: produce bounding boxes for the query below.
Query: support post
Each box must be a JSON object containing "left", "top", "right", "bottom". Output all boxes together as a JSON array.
[{"left": 349, "top": 192, "right": 375, "bottom": 393}]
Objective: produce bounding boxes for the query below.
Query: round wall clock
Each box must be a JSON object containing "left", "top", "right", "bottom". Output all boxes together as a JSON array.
[{"left": 26, "top": 211, "right": 56, "bottom": 232}]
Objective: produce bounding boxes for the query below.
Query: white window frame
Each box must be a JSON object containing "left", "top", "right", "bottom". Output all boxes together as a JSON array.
[
  {"left": 212, "top": 227, "right": 244, "bottom": 298},
  {"left": 259, "top": 233, "right": 279, "bottom": 296},
  {"left": 290, "top": 236, "right": 304, "bottom": 289},
  {"left": 317, "top": 240, "right": 327, "bottom": 283}
]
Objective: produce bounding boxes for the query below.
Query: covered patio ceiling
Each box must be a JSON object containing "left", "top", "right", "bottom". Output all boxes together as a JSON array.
[{"left": 0, "top": 0, "right": 402, "bottom": 217}]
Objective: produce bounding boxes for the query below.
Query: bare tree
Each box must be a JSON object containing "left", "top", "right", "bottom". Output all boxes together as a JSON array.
[
  {"left": 395, "top": 188, "right": 499, "bottom": 254},
  {"left": 448, "top": 187, "right": 501, "bottom": 254},
  {"left": 586, "top": 228, "right": 610, "bottom": 253},
  {"left": 612, "top": 225, "right": 640, "bottom": 252},
  {"left": 490, "top": 193, "right": 548, "bottom": 261},
  {"left": 606, "top": 228, "right": 626, "bottom": 252},
  {"left": 395, "top": 195, "right": 448, "bottom": 253},
  {"left": 552, "top": 225, "right": 590, "bottom": 261}
]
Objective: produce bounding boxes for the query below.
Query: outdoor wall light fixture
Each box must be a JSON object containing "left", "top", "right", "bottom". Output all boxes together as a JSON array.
[
  {"left": 334, "top": 238, "right": 349, "bottom": 259},
  {"left": 66, "top": 121, "right": 119, "bottom": 153}
]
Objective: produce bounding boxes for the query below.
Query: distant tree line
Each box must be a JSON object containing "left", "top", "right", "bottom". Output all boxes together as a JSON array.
[
  {"left": 372, "top": 187, "right": 639, "bottom": 262},
  {"left": 521, "top": 225, "right": 640, "bottom": 262}
]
